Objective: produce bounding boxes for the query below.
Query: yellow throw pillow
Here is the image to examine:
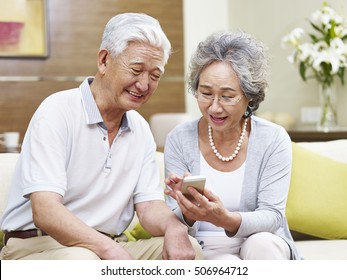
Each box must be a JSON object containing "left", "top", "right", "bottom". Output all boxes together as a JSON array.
[
  {"left": 286, "top": 142, "right": 347, "bottom": 239},
  {"left": 123, "top": 222, "right": 152, "bottom": 242},
  {"left": 0, "top": 231, "right": 4, "bottom": 248}
]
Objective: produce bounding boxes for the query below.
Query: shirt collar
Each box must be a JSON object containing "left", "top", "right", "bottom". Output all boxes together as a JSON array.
[{"left": 79, "top": 77, "right": 131, "bottom": 132}]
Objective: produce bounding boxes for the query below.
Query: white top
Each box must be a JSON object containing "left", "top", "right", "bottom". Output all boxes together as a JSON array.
[
  {"left": 196, "top": 153, "right": 245, "bottom": 237},
  {"left": 1, "top": 77, "right": 164, "bottom": 235}
]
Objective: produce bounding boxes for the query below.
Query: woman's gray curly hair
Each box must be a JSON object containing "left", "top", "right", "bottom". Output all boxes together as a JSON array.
[{"left": 188, "top": 31, "right": 270, "bottom": 116}]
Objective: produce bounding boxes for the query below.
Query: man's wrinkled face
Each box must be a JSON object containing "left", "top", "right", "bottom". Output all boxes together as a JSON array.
[{"left": 102, "top": 41, "right": 165, "bottom": 111}]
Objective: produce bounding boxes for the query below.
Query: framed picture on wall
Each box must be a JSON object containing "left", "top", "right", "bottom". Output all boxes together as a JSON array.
[{"left": 0, "top": 0, "right": 48, "bottom": 58}]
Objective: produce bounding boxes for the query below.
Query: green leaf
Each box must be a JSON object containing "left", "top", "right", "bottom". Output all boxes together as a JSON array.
[
  {"left": 299, "top": 62, "right": 306, "bottom": 81},
  {"left": 310, "top": 22, "right": 324, "bottom": 35},
  {"left": 329, "top": 21, "right": 336, "bottom": 39},
  {"left": 321, "top": 62, "right": 330, "bottom": 76},
  {"left": 338, "top": 67, "right": 345, "bottom": 85},
  {"left": 309, "top": 34, "right": 319, "bottom": 43}
]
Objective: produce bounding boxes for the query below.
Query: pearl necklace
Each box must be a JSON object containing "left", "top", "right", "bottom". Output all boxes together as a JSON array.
[{"left": 208, "top": 118, "right": 248, "bottom": 162}]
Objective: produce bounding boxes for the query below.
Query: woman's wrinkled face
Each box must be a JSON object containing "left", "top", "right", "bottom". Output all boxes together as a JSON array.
[
  {"left": 197, "top": 61, "right": 249, "bottom": 131},
  {"left": 102, "top": 41, "right": 165, "bottom": 111}
]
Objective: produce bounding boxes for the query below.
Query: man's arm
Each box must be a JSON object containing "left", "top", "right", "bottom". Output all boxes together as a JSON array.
[
  {"left": 30, "top": 191, "right": 134, "bottom": 260},
  {"left": 135, "top": 200, "right": 196, "bottom": 259}
]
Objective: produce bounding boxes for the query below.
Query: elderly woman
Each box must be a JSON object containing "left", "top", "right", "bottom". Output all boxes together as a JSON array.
[{"left": 164, "top": 31, "right": 300, "bottom": 260}]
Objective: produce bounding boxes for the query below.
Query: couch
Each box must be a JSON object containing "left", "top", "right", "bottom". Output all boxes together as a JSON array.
[
  {"left": 286, "top": 139, "right": 347, "bottom": 259},
  {"left": 1, "top": 140, "right": 347, "bottom": 259}
]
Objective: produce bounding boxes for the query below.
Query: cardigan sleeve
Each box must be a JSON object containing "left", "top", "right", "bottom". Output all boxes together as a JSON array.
[{"left": 232, "top": 122, "right": 292, "bottom": 238}]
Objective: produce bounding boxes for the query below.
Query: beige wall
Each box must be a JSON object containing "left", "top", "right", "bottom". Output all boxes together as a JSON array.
[
  {"left": 184, "top": 0, "right": 347, "bottom": 128},
  {"left": 183, "top": 0, "right": 229, "bottom": 118}
]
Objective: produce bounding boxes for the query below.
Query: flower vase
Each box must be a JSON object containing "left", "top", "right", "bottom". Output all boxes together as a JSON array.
[{"left": 317, "top": 83, "right": 338, "bottom": 132}]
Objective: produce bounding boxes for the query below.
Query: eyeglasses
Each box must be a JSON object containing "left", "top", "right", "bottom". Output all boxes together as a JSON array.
[{"left": 195, "top": 92, "right": 243, "bottom": 106}]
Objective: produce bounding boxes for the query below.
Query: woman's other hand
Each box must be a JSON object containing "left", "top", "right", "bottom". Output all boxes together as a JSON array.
[{"left": 164, "top": 172, "right": 191, "bottom": 200}]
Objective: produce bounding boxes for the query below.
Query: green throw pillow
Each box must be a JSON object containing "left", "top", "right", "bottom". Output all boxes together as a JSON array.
[{"left": 286, "top": 142, "right": 347, "bottom": 239}]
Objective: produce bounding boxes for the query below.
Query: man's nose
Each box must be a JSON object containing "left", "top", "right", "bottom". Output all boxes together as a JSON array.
[{"left": 135, "top": 74, "right": 149, "bottom": 92}]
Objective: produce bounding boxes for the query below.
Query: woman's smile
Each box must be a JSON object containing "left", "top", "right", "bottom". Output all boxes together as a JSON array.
[{"left": 209, "top": 115, "right": 227, "bottom": 125}]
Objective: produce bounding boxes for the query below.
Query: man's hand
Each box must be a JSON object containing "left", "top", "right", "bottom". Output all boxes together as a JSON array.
[
  {"left": 136, "top": 200, "right": 197, "bottom": 260},
  {"left": 98, "top": 240, "right": 135, "bottom": 260},
  {"left": 162, "top": 224, "right": 196, "bottom": 260}
]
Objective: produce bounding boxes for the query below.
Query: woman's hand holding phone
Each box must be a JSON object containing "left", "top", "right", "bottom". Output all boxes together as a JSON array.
[{"left": 165, "top": 174, "right": 234, "bottom": 229}]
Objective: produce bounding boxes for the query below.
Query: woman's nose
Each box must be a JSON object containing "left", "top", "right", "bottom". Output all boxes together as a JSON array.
[{"left": 209, "top": 97, "right": 223, "bottom": 112}]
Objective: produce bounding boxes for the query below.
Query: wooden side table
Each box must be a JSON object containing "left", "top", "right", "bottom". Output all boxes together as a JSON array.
[
  {"left": 288, "top": 127, "right": 347, "bottom": 142},
  {"left": 0, "top": 146, "right": 21, "bottom": 153}
]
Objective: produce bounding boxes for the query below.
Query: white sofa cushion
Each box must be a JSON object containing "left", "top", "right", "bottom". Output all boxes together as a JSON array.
[
  {"left": 0, "top": 153, "right": 19, "bottom": 218},
  {"left": 295, "top": 240, "right": 347, "bottom": 260},
  {"left": 297, "top": 139, "right": 347, "bottom": 163}
]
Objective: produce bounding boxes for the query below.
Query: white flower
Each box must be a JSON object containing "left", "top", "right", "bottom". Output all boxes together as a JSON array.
[
  {"left": 335, "top": 25, "right": 347, "bottom": 38},
  {"left": 311, "top": 9, "right": 329, "bottom": 27},
  {"left": 312, "top": 46, "right": 341, "bottom": 74},
  {"left": 282, "top": 2, "right": 347, "bottom": 86},
  {"left": 297, "top": 43, "right": 315, "bottom": 62},
  {"left": 287, "top": 55, "right": 295, "bottom": 64},
  {"left": 281, "top": 28, "right": 304, "bottom": 47},
  {"left": 331, "top": 38, "right": 347, "bottom": 56}
]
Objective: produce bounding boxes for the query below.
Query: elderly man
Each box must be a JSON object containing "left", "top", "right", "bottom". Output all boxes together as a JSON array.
[{"left": 0, "top": 13, "right": 202, "bottom": 260}]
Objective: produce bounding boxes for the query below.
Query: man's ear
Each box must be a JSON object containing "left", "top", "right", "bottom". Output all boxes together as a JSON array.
[{"left": 97, "top": 49, "right": 109, "bottom": 74}]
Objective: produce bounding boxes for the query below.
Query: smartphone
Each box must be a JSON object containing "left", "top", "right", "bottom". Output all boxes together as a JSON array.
[{"left": 182, "top": 175, "right": 206, "bottom": 195}]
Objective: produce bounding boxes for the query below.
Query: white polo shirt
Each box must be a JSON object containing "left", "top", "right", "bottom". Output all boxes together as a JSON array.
[{"left": 1, "top": 77, "right": 164, "bottom": 235}]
